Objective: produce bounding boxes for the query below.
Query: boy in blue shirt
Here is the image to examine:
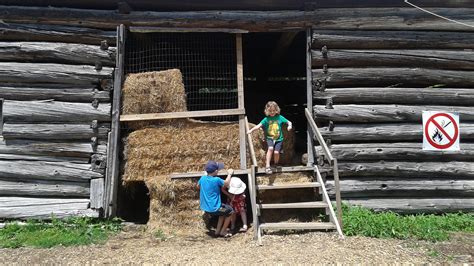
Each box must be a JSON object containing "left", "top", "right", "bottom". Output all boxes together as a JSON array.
[{"left": 197, "top": 160, "right": 234, "bottom": 237}]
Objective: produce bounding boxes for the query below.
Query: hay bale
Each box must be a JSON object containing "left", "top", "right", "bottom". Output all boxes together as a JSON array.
[
  {"left": 121, "top": 69, "right": 187, "bottom": 129},
  {"left": 123, "top": 120, "right": 270, "bottom": 183},
  {"left": 146, "top": 177, "right": 206, "bottom": 235}
]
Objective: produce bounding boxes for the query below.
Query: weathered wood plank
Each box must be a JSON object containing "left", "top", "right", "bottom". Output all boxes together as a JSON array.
[
  {"left": 0, "top": 179, "right": 90, "bottom": 197},
  {"left": 0, "top": 153, "right": 89, "bottom": 163},
  {"left": 345, "top": 198, "right": 474, "bottom": 213},
  {"left": 312, "top": 30, "right": 474, "bottom": 49},
  {"left": 2, "top": 6, "right": 473, "bottom": 31},
  {"left": 0, "top": 23, "right": 116, "bottom": 45},
  {"left": 90, "top": 178, "right": 104, "bottom": 209},
  {"left": 0, "top": 160, "right": 103, "bottom": 182},
  {"left": 333, "top": 162, "right": 474, "bottom": 178},
  {"left": 327, "top": 179, "right": 474, "bottom": 197},
  {"left": 2, "top": 123, "right": 109, "bottom": 140},
  {"left": 314, "top": 104, "right": 474, "bottom": 123},
  {"left": 0, "top": 197, "right": 97, "bottom": 219},
  {"left": 3, "top": 100, "right": 110, "bottom": 122},
  {"left": 318, "top": 143, "right": 474, "bottom": 162},
  {"left": 0, "top": 85, "right": 110, "bottom": 102},
  {"left": 121, "top": 108, "right": 245, "bottom": 122},
  {"left": 320, "top": 123, "right": 474, "bottom": 142},
  {"left": 0, "top": 42, "right": 115, "bottom": 66},
  {"left": 314, "top": 88, "right": 474, "bottom": 106},
  {"left": 313, "top": 68, "right": 474, "bottom": 88},
  {"left": 0, "top": 139, "right": 105, "bottom": 157},
  {"left": 312, "top": 50, "right": 474, "bottom": 70},
  {"left": 0, "top": 63, "right": 113, "bottom": 85}
]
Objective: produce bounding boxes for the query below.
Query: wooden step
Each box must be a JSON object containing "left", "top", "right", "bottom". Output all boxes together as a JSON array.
[
  {"left": 260, "top": 222, "right": 336, "bottom": 231},
  {"left": 258, "top": 201, "right": 328, "bottom": 209},
  {"left": 256, "top": 165, "right": 314, "bottom": 174},
  {"left": 257, "top": 182, "right": 321, "bottom": 190}
]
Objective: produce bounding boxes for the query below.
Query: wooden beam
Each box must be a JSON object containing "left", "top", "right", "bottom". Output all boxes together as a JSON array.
[
  {"left": 306, "top": 28, "right": 314, "bottom": 167},
  {"left": 312, "top": 49, "right": 474, "bottom": 70},
  {"left": 345, "top": 198, "right": 474, "bottom": 214},
  {"left": 0, "top": 139, "right": 105, "bottom": 157},
  {"left": 314, "top": 87, "right": 474, "bottom": 106},
  {"left": 0, "top": 197, "right": 98, "bottom": 219},
  {"left": 129, "top": 27, "right": 248, "bottom": 33},
  {"left": 2, "top": 123, "right": 109, "bottom": 140},
  {"left": 236, "top": 34, "right": 246, "bottom": 170},
  {"left": 313, "top": 68, "right": 474, "bottom": 88},
  {"left": 105, "top": 24, "right": 125, "bottom": 218},
  {"left": 120, "top": 108, "right": 245, "bottom": 122},
  {"left": 0, "top": 179, "right": 90, "bottom": 197},
  {"left": 314, "top": 104, "right": 474, "bottom": 123},
  {"left": 312, "top": 30, "right": 474, "bottom": 49},
  {"left": 170, "top": 169, "right": 249, "bottom": 179},
  {"left": 0, "top": 42, "right": 115, "bottom": 66},
  {"left": 0, "top": 85, "right": 110, "bottom": 102}
]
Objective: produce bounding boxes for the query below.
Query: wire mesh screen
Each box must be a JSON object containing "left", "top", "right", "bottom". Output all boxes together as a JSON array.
[{"left": 125, "top": 32, "right": 238, "bottom": 121}]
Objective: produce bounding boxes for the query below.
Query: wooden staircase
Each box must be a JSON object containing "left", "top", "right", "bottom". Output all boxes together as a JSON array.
[{"left": 245, "top": 112, "right": 344, "bottom": 244}]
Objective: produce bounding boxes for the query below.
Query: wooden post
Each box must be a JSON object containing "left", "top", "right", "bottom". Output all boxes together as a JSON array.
[
  {"left": 306, "top": 28, "right": 314, "bottom": 166},
  {"left": 236, "top": 33, "right": 247, "bottom": 170},
  {"left": 0, "top": 98, "right": 3, "bottom": 136},
  {"left": 244, "top": 116, "right": 258, "bottom": 166},
  {"left": 105, "top": 24, "right": 125, "bottom": 217},
  {"left": 250, "top": 165, "right": 259, "bottom": 240},
  {"left": 333, "top": 158, "right": 343, "bottom": 230}
]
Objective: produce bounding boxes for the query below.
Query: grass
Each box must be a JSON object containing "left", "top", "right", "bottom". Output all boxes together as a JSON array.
[
  {"left": 0, "top": 217, "right": 122, "bottom": 248},
  {"left": 342, "top": 205, "right": 474, "bottom": 241}
]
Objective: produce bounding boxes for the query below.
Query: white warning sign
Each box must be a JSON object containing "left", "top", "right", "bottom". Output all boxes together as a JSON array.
[{"left": 423, "top": 111, "right": 459, "bottom": 151}]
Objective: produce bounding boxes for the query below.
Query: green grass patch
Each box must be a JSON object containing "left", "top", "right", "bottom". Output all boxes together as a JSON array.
[
  {"left": 0, "top": 217, "right": 122, "bottom": 248},
  {"left": 342, "top": 205, "right": 474, "bottom": 241}
]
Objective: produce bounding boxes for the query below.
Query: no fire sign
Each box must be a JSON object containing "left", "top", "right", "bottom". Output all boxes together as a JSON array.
[{"left": 423, "top": 111, "right": 460, "bottom": 151}]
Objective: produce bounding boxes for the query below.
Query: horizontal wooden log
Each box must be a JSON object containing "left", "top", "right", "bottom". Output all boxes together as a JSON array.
[
  {"left": 314, "top": 105, "right": 474, "bottom": 123},
  {"left": 0, "top": 42, "right": 115, "bottom": 66},
  {"left": 312, "top": 30, "right": 474, "bottom": 49},
  {"left": 0, "top": 197, "right": 97, "bottom": 219},
  {"left": 344, "top": 198, "right": 474, "bottom": 213},
  {"left": 313, "top": 68, "right": 474, "bottom": 88},
  {"left": 0, "top": 23, "right": 116, "bottom": 45},
  {"left": 0, "top": 139, "right": 106, "bottom": 157},
  {"left": 314, "top": 88, "right": 474, "bottom": 106},
  {"left": 2, "top": 123, "right": 109, "bottom": 140},
  {"left": 320, "top": 123, "right": 474, "bottom": 142},
  {"left": 0, "top": 62, "right": 113, "bottom": 85},
  {"left": 333, "top": 161, "right": 474, "bottom": 178},
  {"left": 0, "top": 179, "right": 90, "bottom": 197},
  {"left": 0, "top": 85, "right": 110, "bottom": 102},
  {"left": 2, "top": 6, "right": 474, "bottom": 31},
  {"left": 0, "top": 160, "right": 103, "bottom": 182},
  {"left": 317, "top": 143, "right": 474, "bottom": 162},
  {"left": 3, "top": 100, "right": 110, "bottom": 122},
  {"left": 327, "top": 179, "right": 474, "bottom": 197},
  {"left": 0, "top": 153, "right": 89, "bottom": 163},
  {"left": 312, "top": 50, "right": 474, "bottom": 70},
  {"left": 1, "top": 0, "right": 471, "bottom": 11},
  {"left": 121, "top": 108, "right": 245, "bottom": 121}
]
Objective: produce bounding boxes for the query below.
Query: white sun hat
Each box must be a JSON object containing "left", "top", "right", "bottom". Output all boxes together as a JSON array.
[{"left": 228, "top": 177, "right": 246, "bottom": 195}]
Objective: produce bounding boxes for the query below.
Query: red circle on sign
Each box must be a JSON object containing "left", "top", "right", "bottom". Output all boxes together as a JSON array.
[{"left": 424, "top": 113, "right": 458, "bottom": 149}]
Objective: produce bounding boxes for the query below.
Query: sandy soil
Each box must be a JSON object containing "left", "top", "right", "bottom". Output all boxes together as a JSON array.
[{"left": 0, "top": 225, "right": 472, "bottom": 264}]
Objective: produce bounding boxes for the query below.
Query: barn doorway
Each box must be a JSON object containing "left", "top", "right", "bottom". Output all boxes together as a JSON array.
[{"left": 243, "top": 31, "right": 308, "bottom": 162}]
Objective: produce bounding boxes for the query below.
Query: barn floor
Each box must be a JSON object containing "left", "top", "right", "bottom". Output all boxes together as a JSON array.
[{"left": 0, "top": 225, "right": 472, "bottom": 264}]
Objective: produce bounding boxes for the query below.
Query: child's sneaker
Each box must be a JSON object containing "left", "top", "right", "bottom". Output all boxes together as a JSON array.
[
  {"left": 265, "top": 167, "right": 272, "bottom": 174},
  {"left": 240, "top": 225, "right": 248, "bottom": 232}
]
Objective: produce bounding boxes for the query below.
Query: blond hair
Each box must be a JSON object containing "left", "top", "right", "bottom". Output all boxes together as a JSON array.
[{"left": 264, "top": 101, "right": 281, "bottom": 116}]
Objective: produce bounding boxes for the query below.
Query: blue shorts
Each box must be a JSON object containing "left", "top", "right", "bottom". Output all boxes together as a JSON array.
[
  {"left": 266, "top": 139, "right": 283, "bottom": 152},
  {"left": 207, "top": 203, "right": 234, "bottom": 217}
]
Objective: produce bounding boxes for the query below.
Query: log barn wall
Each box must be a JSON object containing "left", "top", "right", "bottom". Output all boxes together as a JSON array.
[
  {"left": 0, "top": 20, "right": 115, "bottom": 219},
  {"left": 0, "top": 2, "right": 473, "bottom": 217},
  {"left": 312, "top": 25, "right": 474, "bottom": 213}
]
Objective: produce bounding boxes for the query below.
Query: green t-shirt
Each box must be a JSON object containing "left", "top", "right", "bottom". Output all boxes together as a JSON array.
[{"left": 259, "top": 115, "right": 289, "bottom": 142}]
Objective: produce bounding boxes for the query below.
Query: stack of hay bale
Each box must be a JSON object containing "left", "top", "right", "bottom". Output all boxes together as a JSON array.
[{"left": 121, "top": 69, "right": 295, "bottom": 234}]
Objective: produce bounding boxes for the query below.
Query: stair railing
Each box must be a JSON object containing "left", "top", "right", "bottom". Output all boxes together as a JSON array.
[
  {"left": 244, "top": 116, "right": 259, "bottom": 241},
  {"left": 304, "top": 108, "right": 343, "bottom": 231}
]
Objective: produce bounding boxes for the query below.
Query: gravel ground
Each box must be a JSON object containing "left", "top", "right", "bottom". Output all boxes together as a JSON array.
[{"left": 0, "top": 225, "right": 472, "bottom": 264}]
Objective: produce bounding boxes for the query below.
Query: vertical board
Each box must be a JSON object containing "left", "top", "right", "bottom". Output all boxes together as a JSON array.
[
  {"left": 237, "top": 33, "right": 247, "bottom": 169},
  {"left": 90, "top": 178, "right": 105, "bottom": 209},
  {"left": 105, "top": 24, "right": 126, "bottom": 217},
  {"left": 306, "top": 28, "right": 314, "bottom": 166}
]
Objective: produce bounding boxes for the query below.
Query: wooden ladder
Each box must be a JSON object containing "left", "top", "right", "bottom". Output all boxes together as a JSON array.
[{"left": 245, "top": 115, "right": 344, "bottom": 245}]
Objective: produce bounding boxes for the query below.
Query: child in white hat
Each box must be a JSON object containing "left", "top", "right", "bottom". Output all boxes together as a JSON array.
[{"left": 226, "top": 177, "right": 248, "bottom": 232}]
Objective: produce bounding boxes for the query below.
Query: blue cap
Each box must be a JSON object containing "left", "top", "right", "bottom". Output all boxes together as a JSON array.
[{"left": 205, "top": 160, "right": 224, "bottom": 173}]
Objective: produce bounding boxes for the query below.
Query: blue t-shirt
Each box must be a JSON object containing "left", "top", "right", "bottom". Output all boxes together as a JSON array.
[{"left": 198, "top": 175, "right": 225, "bottom": 212}]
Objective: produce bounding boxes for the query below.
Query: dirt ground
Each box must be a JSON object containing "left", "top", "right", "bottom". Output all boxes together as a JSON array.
[{"left": 0, "top": 225, "right": 472, "bottom": 264}]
